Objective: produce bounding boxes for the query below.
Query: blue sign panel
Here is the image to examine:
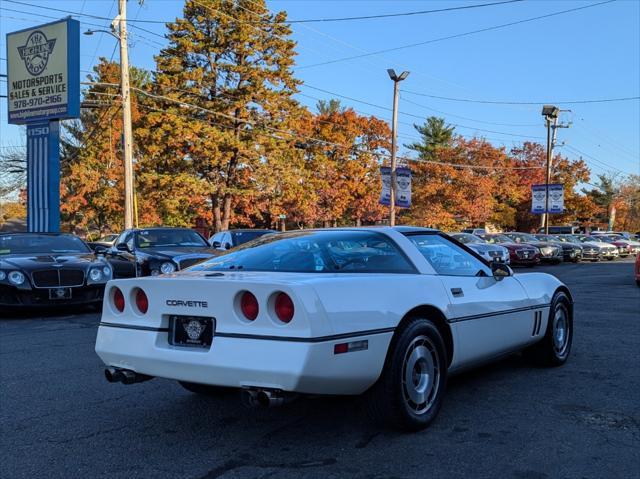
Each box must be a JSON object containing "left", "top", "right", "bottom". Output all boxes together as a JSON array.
[
  {"left": 6, "top": 18, "right": 80, "bottom": 124},
  {"left": 531, "top": 183, "right": 564, "bottom": 214},
  {"left": 26, "top": 121, "right": 61, "bottom": 232}
]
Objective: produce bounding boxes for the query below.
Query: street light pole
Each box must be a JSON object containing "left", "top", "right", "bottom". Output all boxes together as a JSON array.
[
  {"left": 118, "top": 0, "right": 135, "bottom": 230},
  {"left": 387, "top": 69, "right": 409, "bottom": 227}
]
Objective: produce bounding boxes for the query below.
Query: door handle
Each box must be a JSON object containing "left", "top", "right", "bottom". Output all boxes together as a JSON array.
[{"left": 451, "top": 287, "right": 464, "bottom": 297}]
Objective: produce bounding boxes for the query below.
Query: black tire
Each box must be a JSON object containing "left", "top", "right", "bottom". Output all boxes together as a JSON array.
[
  {"left": 607, "top": 257, "right": 615, "bottom": 261},
  {"left": 525, "top": 291, "right": 573, "bottom": 367},
  {"left": 571, "top": 258, "right": 580, "bottom": 263},
  {"left": 178, "top": 381, "right": 231, "bottom": 396},
  {"left": 366, "top": 318, "right": 448, "bottom": 431}
]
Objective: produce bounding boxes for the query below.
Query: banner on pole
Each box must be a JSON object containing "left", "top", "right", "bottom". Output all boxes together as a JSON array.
[
  {"left": 379, "top": 167, "right": 412, "bottom": 207},
  {"left": 531, "top": 183, "right": 564, "bottom": 214}
]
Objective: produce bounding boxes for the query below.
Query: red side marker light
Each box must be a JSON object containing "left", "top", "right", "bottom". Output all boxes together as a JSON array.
[{"left": 334, "top": 340, "right": 368, "bottom": 355}]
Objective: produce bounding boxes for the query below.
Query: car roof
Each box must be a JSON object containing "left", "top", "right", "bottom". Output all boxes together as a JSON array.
[{"left": 227, "top": 229, "right": 277, "bottom": 233}]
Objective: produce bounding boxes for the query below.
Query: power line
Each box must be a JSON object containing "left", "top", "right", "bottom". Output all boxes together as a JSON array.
[
  {"left": 562, "top": 144, "right": 631, "bottom": 176},
  {"left": 400, "top": 95, "right": 540, "bottom": 127},
  {"left": 86, "top": 79, "right": 542, "bottom": 171},
  {"left": 273, "top": 0, "right": 524, "bottom": 24},
  {"left": 298, "top": 0, "right": 617, "bottom": 69},
  {"left": 401, "top": 88, "right": 640, "bottom": 105},
  {"left": 2, "top": 0, "right": 166, "bottom": 40},
  {"left": 303, "top": 84, "right": 544, "bottom": 139}
]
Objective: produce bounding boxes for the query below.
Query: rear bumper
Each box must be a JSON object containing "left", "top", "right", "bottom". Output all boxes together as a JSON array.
[{"left": 95, "top": 323, "right": 393, "bottom": 395}]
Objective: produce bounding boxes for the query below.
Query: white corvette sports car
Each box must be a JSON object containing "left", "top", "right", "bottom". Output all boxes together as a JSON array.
[{"left": 95, "top": 227, "right": 573, "bottom": 430}]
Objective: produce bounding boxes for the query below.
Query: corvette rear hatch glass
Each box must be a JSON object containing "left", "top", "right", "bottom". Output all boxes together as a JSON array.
[{"left": 189, "top": 230, "right": 416, "bottom": 273}]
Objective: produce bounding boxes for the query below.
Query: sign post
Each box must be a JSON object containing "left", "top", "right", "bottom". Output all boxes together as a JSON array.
[{"left": 6, "top": 18, "right": 80, "bottom": 232}]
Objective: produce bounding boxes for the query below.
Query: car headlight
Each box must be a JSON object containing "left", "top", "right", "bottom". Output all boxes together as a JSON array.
[
  {"left": 0, "top": 270, "right": 6, "bottom": 281},
  {"left": 102, "top": 265, "right": 112, "bottom": 277},
  {"left": 8, "top": 271, "right": 25, "bottom": 285},
  {"left": 540, "top": 246, "right": 553, "bottom": 255},
  {"left": 89, "top": 268, "right": 103, "bottom": 282},
  {"left": 160, "top": 261, "right": 176, "bottom": 274}
]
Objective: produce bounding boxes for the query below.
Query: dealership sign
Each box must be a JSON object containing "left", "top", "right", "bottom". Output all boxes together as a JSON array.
[
  {"left": 380, "top": 167, "right": 412, "bottom": 208},
  {"left": 531, "top": 184, "right": 564, "bottom": 214},
  {"left": 6, "top": 18, "right": 80, "bottom": 124},
  {"left": 5, "top": 18, "right": 79, "bottom": 233}
]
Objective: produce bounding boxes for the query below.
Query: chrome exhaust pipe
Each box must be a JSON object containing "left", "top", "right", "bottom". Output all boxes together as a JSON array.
[
  {"left": 105, "top": 367, "right": 125, "bottom": 383},
  {"left": 104, "top": 367, "right": 153, "bottom": 384},
  {"left": 241, "top": 388, "right": 295, "bottom": 408},
  {"left": 257, "top": 390, "right": 284, "bottom": 408}
]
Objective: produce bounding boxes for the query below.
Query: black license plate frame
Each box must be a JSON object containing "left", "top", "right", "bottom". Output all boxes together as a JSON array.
[{"left": 169, "top": 315, "right": 214, "bottom": 349}]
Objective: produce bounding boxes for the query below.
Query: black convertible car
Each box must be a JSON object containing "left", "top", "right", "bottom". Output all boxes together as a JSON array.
[
  {"left": 0, "top": 233, "right": 112, "bottom": 309},
  {"left": 102, "top": 227, "right": 219, "bottom": 278}
]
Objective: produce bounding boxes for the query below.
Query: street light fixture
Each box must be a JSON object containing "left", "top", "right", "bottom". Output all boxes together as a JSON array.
[{"left": 387, "top": 69, "right": 409, "bottom": 226}]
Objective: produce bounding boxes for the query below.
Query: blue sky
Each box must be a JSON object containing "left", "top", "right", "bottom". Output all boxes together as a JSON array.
[{"left": 1, "top": 0, "right": 639, "bottom": 180}]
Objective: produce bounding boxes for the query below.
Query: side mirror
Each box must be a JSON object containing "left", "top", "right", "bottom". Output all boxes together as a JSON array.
[
  {"left": 116, "top": 243, "right": 131, "bottom": 253},
  {"left": 224, "top": 242, "right": 232, "bottom": 250},
  {"left": 491, "top": 261, "right": 513, "bottom": 279},
  {"left": 94, "top": 245, "right": 107, "bottom": 255},
  {"left": 211, "top": 241, "right": 221, "bottom": 249},
  {"left": 491, "top": 262, "right": 512, "bottom": 279}
]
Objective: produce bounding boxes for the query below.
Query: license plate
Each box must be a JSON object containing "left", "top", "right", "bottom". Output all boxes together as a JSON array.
[
  {"left": 49, "top": 288, "right": 72, "bottom": 300},
  {"left": 169, "top": 316, "right": 214, "bottom": 348}
]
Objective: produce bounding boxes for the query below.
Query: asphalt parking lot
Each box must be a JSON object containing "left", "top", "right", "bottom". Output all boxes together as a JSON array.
[{"left": 1, "top": 259, "right": 639, "bottom": 479}]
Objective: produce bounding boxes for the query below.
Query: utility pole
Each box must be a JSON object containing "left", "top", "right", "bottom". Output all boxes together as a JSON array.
[
  {"left": 540, "top": 105, "right": 570, "bottom": 234},
  {"left": 118, "top": 0, "right": 135, "bottom": 230},
  {"left": 387, "top": 69, "right": 409, "bottom": 226}
]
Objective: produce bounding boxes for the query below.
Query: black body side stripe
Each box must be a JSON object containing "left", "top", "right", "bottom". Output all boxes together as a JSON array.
[
  {"left": 448, "top": 304, "right": 551, "bottom": 324},
  {"left": 99, "top": 304, "right": 552, "bottom": 339},
  {"left": 214, "top": 328, "right": 396, "bottom": 343},
  {"left": 100, "top": 322, "right": 169, "bottom": 332}
]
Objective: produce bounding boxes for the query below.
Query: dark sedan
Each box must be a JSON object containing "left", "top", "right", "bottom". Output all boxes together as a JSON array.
[
  {"left": 104, "top": 227, "right": 219, "bottom": 278},
  {"left": 476, "top": 233, "right": 541, "bottom": 267},
  {"left": 533, "top": 234, "right": 583, "bottom": 263},
  {"left": 0, "top": 233, "right": 112, "bottom": 309},
  {"left": 504, "top": 232, "right": 563, "bottom": 264}
]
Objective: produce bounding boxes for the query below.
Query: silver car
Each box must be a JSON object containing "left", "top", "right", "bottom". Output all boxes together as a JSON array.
[{"left": 450, "top": 233, "right": 510, "bottom": 264}]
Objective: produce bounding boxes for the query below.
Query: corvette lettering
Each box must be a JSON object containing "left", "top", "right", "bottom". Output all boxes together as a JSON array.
[{"left": 166, "top": 300, "right": 208, "bottom": 308}]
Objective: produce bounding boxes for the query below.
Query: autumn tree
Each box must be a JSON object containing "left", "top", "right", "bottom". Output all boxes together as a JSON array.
[
  {"left": 295, "top": 101, "right": 390, "bottom": 227},
  {"left": 149, "top": 0, "right": 302, "bottom": 232},
  {"left": 61, "top": 59, "right": 150, "bottom": 233}
]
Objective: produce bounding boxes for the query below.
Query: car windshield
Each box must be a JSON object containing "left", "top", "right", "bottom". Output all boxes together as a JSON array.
[
  {"left": 533, "top": 235, "right": 551, "bottom": 241},
  {"left": 190, "top": 230, "right": 415, "bottom": 273},
  {"left": 0, "top": 234, "right": 90, "bottom": 255},
  {"left": 232, "top": 230, "right": 275, "bottom": 246},
  {"left": 481, "top": 234, "right": 513, "bottom": 244},
  {"left": 451, "top": 233, "right": 485, "bottom": 244},
  {"left": 136, "top": 229, "right": 208, "bottom": 248}
]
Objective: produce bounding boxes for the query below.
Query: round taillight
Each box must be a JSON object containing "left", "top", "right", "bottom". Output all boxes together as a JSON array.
[
  {"left": 135, "top": 288, "right": 148, "bottom": 314},
  {"left": 113, "top": 287, "right": 125, "bottom": 313},
  {"left": 274, "top": 293, "right": 294, "bottom": 323},
  {"left": 240, "top": 291, "right": 259, "bottom": 321}
]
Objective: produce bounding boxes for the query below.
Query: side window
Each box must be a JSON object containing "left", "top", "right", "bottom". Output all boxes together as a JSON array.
[
  {"left": 406, "top": 234, "right": 490, "bottom": 277},
  {"left": 125, "top": 233, "right": 135, "bottom": 251},
  {"left": 114, "top": 232, "right": 128, "bottom": 246}
]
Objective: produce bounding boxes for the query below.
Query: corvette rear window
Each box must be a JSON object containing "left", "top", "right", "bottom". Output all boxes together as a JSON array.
[
  {"left": 0, "top": 234, "right": 90, "bottom": 255},
  {"left": 190, "top": 230, "right": 415, "bottom": 273}
]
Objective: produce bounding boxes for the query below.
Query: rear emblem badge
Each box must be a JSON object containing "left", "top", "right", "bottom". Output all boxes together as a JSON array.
[
  {"left": 185, "top": 320, "right": 204, "bottom": 340},
  {"left": 54, "top": 288, "right": 66, "bottom": 298}
]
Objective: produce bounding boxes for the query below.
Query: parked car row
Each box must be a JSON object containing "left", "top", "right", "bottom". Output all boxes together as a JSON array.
[
  {"left": 2, "top": 226, "right": 638, "bottom": 310},
  {"left": 450, "top": 231, "right": 640, "bottom": 267}
]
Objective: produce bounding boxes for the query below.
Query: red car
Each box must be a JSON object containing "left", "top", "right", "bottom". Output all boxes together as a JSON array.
[
  {"left": 477, "top": 233, "right": 541, "bottom": 267},
  {"left": 635, "top": 254, "right": 640, "bottom": 287}
]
